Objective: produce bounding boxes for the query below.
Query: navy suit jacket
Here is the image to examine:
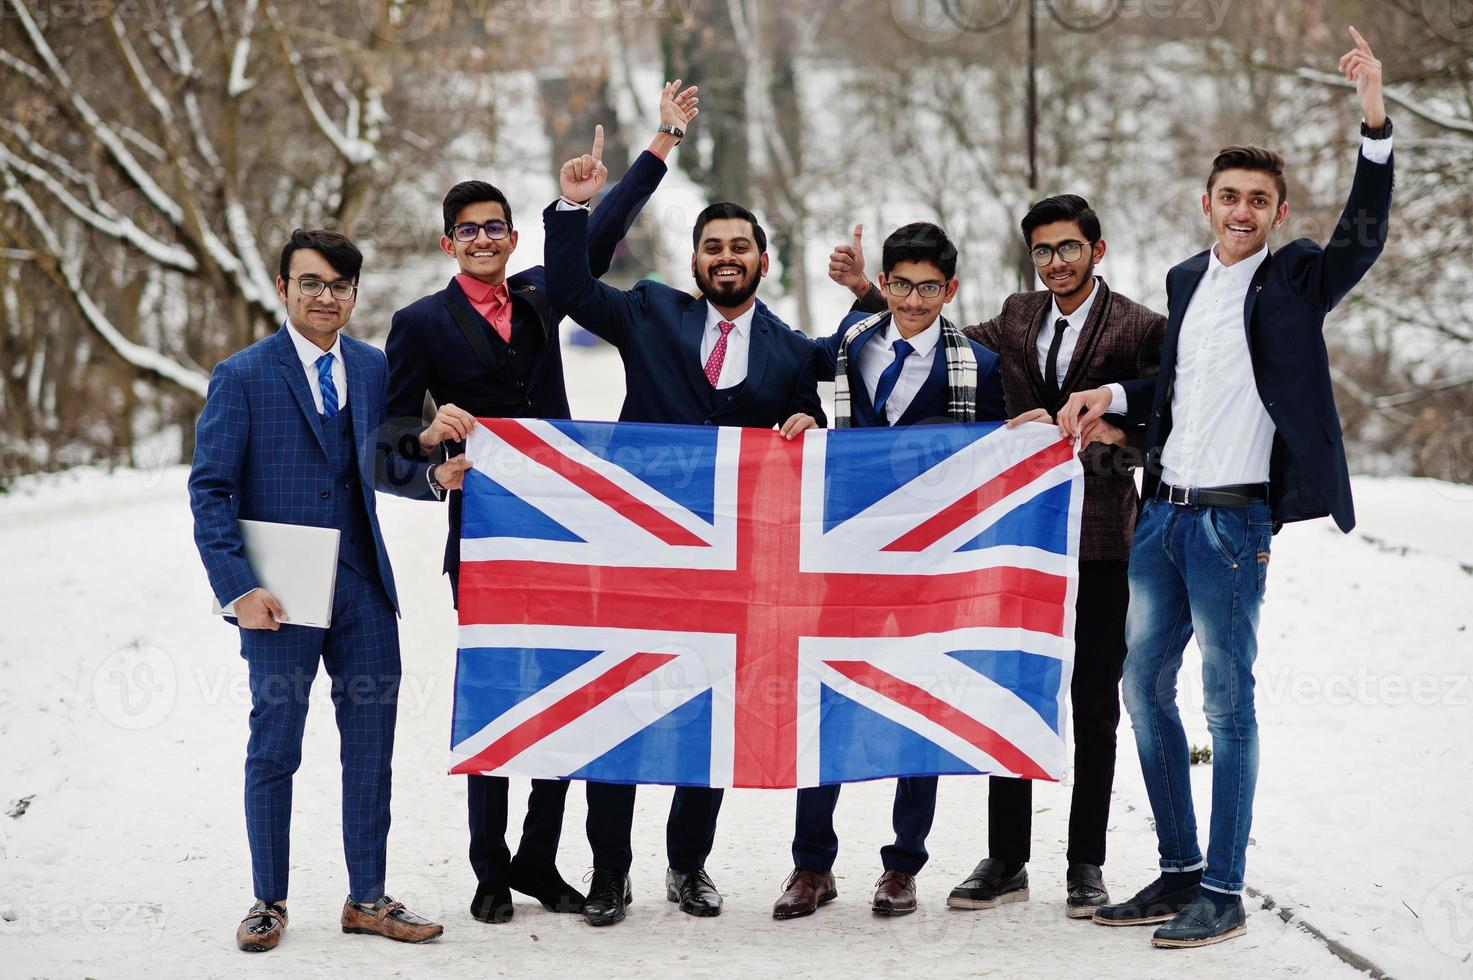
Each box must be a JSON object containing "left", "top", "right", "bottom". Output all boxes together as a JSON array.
[
  {"left": 814, "top": 310, "right": 1007, "bottom": 424},
  {"left": 385, "top": 150, "right": 667, "bottom": 574},
  {"left": 543, "top": 202, "right": 825, "bottom": 428},
  {"left": 189, "top": 326, "right": 435, "bottom": 615},
  {"left": 1120, "top": 147, "right": 1394, "bottom": 532}
]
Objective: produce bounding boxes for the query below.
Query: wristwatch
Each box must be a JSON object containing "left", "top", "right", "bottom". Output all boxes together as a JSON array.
[
  {"left": 657, "top": 123, "right": 685, "bottom": 143},
  {"left": 1360, "top": 117, "right": 1392, "bottom": 139}
]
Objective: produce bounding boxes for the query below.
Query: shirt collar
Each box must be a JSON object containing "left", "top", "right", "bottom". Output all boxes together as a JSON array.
[
  {"left": 286, "top": 321, "right": 343, "bottom": 371},
  {"left": 456, "top": 273, "right": 510, "bottom": 305},
  {"left": 1207, "top": 242, "right": 1269, "bottom": 286},
  {"left": 1050, "top": 276, "right": 1099, "bottom": 331},
  {"left": 706, "top": 301, "right": 756, "bottom": 338},
  {"left": 882, "top": 313, "right": 942, "bottom": 358}
]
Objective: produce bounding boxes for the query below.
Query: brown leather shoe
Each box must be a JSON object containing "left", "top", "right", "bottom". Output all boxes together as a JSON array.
[
  {"left": 872, "top": 870, "right": 917, "bottom": 916},
  {"left": 773, "top": 868, "right": 838, "bottom": 920},
  {"left": 236, "top": 900, "right": 287, "bottom": 952},
  {"left": 340, "top": 895, "right": 444, "bottom": 943}
]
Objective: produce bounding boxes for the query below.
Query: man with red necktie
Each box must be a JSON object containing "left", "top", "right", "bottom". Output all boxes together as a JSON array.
[
  {"left": 543, "top": 130, "right": 825, "bottom": 928},
  {"left": 385, "top": 81, "right": 698, "bottom": 928}
]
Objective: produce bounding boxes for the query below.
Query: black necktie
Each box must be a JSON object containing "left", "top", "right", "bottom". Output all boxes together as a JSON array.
[{"left": 1044, "top": 317, "right": 1068, "bottom": 404}]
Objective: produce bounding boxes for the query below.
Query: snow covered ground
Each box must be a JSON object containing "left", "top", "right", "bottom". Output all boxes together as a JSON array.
[{"left": 2, "top": 344, "right": 1471, "bottom": 979}]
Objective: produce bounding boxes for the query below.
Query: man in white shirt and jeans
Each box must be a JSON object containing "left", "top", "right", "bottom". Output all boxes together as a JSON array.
[{"left": 1059, "top": 26, "right": 1393, "bottom": 948}]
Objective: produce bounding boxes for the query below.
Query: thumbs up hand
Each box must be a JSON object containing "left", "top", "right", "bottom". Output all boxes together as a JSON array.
[{"left": 828, "top": 223, "right": 871, "bottom": 298}]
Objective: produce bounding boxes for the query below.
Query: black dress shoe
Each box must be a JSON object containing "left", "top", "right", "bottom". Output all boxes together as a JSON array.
[
  {"left": 236, "top": 900, "right": 287, "bottom": 952},
  {"left": 1065, "top": 862, "right": 1109, "bottom": 919},
  {"left": 470, "top": 881, "right": 514, "bottom": 923},
  {"left": 666, "top": 867, "right": 723, "bottom": 917},
  {"left": 1151, "top": 893, "right": 1246, "bottom": 948},
  {"left": 1092, "top": 874, "right": 1200, "bottom": 927},
  {"left": 947, "top": 858, "right": 1029, "bottom": 910},
  {"left": 582, "top": 870, "right": 633, "bottom": 927},
  {"left": 508, "top": 858, "right": 586, "bottom": 914}
]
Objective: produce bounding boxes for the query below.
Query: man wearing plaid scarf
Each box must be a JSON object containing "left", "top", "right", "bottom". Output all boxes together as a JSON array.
[{"left": 773, "top": 222, "right": 1006, "bottom": 918}]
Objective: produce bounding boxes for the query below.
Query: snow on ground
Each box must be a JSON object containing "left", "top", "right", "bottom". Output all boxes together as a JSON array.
[{"left": 2, "top": 346, "right": 1471, "bottom": 979}]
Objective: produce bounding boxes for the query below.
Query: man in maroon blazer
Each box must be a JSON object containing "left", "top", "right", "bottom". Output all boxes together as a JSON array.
[{"left": 830, "top": 197, "right": 1164, "bottom": 917}]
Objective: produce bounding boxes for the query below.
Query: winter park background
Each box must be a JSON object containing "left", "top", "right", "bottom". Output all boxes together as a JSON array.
[{"left": 1, "top": 1, "right": 1472, "bottom": 977}]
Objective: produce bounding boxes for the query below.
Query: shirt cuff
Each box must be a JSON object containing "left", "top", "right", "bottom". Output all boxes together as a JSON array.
[
  {"left": 556, "top": 197, "right": 590, "bottom": 211},
  {"left": 427, "top": 465, "right": 446, "bottom": 501},
  {"left": 1104, "top": 383, "right": 1128, "bottom": 416},
  {"left": 225, "top": 587, "right": 257, "bottom": 609},
  {"left": 1361, "top": 135, "right": 1392, "bottom": 165}
]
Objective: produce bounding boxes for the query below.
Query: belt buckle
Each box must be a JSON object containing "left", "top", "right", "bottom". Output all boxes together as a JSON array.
[{"left": 1168, "top": 484, "right": 1191, "bottom": 506}]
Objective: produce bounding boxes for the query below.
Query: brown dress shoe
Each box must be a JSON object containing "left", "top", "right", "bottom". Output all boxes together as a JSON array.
[
  {"left": 872, "top": 870, "right": 917, "bottom": 916},
  {"left": 236, "top": 900, "right": 287, "bottom": 952},
  {"left": 340, "top": 895, "right": 444, "bottom": 944},
  {"left": 773, "top": 868, "right": 838, "bottom": 920}
]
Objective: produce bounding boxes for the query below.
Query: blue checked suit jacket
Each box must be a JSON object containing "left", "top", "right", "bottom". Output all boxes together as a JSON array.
[{"left": 189, "top": 325, "right": 436, "bottom": 614}]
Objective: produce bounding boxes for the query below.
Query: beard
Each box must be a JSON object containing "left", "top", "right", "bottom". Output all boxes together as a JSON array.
[
  {"left": 1045, "top": 258, "right": 1096, "bottom": 297},
  {"left": 696, "top": 263, "right": 760, "bottom": 309}
]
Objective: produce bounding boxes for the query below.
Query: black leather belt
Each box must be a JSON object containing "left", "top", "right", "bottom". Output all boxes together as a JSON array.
[{"left": 1156, "top": 482, "right": 1268, "bottom": 508}]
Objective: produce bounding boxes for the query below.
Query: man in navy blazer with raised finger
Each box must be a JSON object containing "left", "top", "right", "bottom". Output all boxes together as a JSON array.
[{"left": 543, "top": 138, "right": 823, "bottom": 927}]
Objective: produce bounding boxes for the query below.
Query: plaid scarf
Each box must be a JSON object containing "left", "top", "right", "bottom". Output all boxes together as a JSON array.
[{"left": 832, "top": 312, "right": 978, "bottom": 428}]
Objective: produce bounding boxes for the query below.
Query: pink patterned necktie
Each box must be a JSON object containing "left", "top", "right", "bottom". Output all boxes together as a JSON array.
[{"left": 704, "top": 320, "right": 736, "bottom": 387}]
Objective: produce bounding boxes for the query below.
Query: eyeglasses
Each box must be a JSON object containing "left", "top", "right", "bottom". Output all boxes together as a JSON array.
[
  {"left": 884, "top": 279, "right": 946, "bottom": 299},
  {"left": 451, "top": 219, "right": 511, "bottom": 242},
  {"left": 288, "top": 276, "right": 358, "bottom": 300},
  {"left": 1030, "top": 240, "right": 1093, "bottom": 267}
]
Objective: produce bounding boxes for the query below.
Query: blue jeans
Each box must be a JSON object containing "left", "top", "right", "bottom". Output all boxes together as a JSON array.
[{"left": 1122, "top": 498, "right": 1272, "bottom": 895}]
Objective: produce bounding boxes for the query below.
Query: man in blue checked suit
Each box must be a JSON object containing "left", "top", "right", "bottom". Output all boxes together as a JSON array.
[
  {"left": 190, "top": 229, "right": 467, "bottom": 953},
  {"left": 776, "top": 221, "right": 1007, "bottom": 920}
]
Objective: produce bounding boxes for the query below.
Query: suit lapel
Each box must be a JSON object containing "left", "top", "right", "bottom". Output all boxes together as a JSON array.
[
  {"left": 342, "top": 337, "right": 375, "bottom": 482},
  {"left": 1020, "top": 295, "right": 1053, "bottom": 408},
  {"left": 679, "top": 299, "right": 711, "bottom": 396},
  {"left": 1057, "top": 278, "right": 1112, "bottom": 398},
  {"left": 847, "top": 316, "right": 889, "bottom": 423},
  {"left": 1242, "top": 248, "right": 1272, "bottom": 340},
  {"left": 734, "top": 305, "right": 770, "bottom": 406},
  {"left": 274, "top": 326, "right": 330, "bottom": 458}
]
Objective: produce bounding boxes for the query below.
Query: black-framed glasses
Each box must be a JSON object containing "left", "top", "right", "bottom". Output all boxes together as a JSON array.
[
  {"left": 884, "top": 279, "right": 946, "bottom": 299},
  {"left": 451, "top": 219, "right": 511, "bottom": 242},
  {"left": 288, "top": 276, "right": 358, "bottom": 300},
  {"left": 1030, "top": 240, "right": 1093, "bottom": 267}
]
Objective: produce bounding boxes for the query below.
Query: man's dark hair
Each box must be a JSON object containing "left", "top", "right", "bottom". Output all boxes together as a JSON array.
[
  {"left": 442, "top": 180, "right": 513, "bottom": 235},
  {"left": 1020, "top": 194, "right": 1102, "bottom": 247},
  {"left": 1207, "top": 145, "right": 1287, "bottom": 205},
  {"left": 692, "top": 202, "right": 767, "bottom": 253},
  {"left": 881, "top": 221, "right": 958, "bottom": 280},
  {"left": 277, "top": 228, "right": 362, "bottom": 283}
]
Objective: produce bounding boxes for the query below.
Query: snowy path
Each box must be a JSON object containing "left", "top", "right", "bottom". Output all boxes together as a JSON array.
[{"left": 2, "top": 347, "right": 1470, "bottom": 979}]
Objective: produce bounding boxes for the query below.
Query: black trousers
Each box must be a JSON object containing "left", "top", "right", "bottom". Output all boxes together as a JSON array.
[
  {"left": 586, "top": 784, "right": 723, "bottom": 873},
  {"left": 467, "top": 775, "right": 570, "bottom": 883},
  {"left": 988, "top": 559, "right": 1130, "bottom": 867}
]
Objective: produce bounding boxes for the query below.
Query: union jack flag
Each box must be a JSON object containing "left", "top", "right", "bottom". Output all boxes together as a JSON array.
[{"left": 450, "top": 418, "right": 1081, "bottom": 789}]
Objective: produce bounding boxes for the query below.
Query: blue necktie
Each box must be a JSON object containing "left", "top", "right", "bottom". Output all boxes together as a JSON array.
[
  {"left": 316, "top": 352, "right": 339, "bottom": 418},
  {"left": 871, "top": 338, "right": 914, "bottom": 422}
]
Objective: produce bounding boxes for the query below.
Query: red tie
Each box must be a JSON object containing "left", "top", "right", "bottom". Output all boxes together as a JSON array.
[
  {"left": 704, "top": 320, "right": 736, "bottom": 387},
  {"left": 484, "top": 283, "right": 512, "bottom": 343}
]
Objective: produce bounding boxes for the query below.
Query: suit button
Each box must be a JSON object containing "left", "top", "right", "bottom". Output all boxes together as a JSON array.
[
  {"left": 704, "top": 420, "right": 714, "bottom": 425},
  {"left": 319, "top": 489, "right": 330, "bottom": 498},
  {"left": 508, "top": 348, "right": 518, "bottom": 358}
]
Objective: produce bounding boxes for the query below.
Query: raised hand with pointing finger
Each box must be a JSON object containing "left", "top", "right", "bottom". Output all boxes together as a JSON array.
[
  {"left": 1340, "top": 26, "right": 1386, "bottom": 129},
  {"left": 559, "top": 125, "right": 609, "bottom": 205}
]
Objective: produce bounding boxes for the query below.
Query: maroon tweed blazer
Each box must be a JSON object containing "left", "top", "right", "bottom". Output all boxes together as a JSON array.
[{"left": 854, "top": 278, "right": 1165, "bottom": 560}]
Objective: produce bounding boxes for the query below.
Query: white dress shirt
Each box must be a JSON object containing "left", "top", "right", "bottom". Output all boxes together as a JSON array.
[
  {"left": 701, "top": 303, "right": 756, "bottom": 389},
  {"left": 1036, "top": 276, "right": 1099, "bottom": 379},
  {"left": 1157, "top": 243, "right": 1275, "bottom": 487},
  {"left": 286, "top": 322, "right": 347, "bottom": 415},
  {"left": 1104, "top": 135, "right": 1394, "bottom": 488},
  {"left": 858, "top": 314, "right": 942, "bottom": 425}
]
